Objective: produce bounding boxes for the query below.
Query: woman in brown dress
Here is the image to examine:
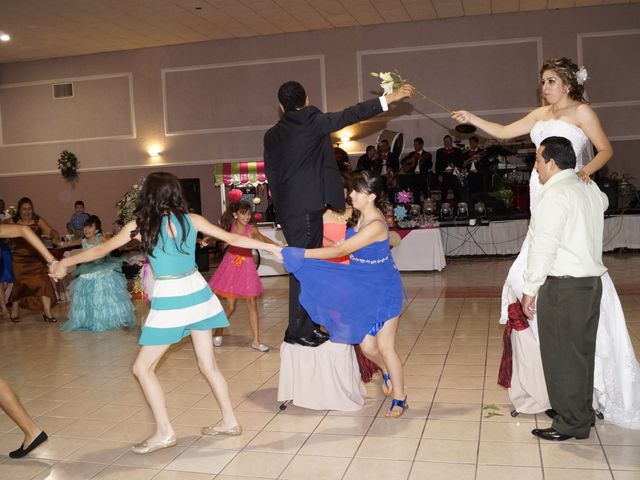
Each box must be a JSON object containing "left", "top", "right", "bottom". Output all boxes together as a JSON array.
[{"left": 7, "top": 197, "right": 60, "bottom": 322}]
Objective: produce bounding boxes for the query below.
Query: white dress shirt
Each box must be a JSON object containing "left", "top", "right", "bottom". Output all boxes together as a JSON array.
[{"left": 523, "top": 169, "right": 608, "bottom": 296}]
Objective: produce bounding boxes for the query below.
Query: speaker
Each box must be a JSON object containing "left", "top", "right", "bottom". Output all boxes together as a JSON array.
[{"left": 179, "top": 178, "right": 202, "bottom": 214}]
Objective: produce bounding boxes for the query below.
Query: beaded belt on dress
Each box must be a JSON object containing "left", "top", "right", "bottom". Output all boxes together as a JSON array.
[
  {"left": 155, "top": 267, "right": 198, "bottom": 280},
  {"left": 349, "top": 255, "right": 389, "bottom": 265}
]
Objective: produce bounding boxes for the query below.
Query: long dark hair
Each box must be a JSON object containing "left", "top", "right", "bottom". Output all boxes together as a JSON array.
[
  {"left": 13, "top": 197, "right": 39, "bottom": 223},
  {"left": 220, "top": 201, "right": 253, "bottom": 232},
  {"left": 133, "top": 172, "right": 190, "bottom": 256},
  {"left": 347, "top": 171, "right": 387, "bottom": 226}
]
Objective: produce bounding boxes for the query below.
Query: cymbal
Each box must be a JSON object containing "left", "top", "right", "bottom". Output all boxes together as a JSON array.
[{"left": 455, "top": 123, "right": 476, "bottom": 134}]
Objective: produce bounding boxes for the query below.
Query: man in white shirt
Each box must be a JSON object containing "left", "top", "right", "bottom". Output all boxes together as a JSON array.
[{"left": 521, "top": 136, "right": 608, "bottom": 441}]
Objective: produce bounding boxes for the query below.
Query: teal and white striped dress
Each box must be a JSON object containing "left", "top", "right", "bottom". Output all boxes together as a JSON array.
[{"left": 138, "top": 214, "right": 229, "bottom": 346}]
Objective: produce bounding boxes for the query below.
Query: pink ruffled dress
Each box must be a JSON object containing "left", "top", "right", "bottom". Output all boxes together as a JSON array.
[{"left": 208, "top": 223, "right": 263, "bottom": 298}]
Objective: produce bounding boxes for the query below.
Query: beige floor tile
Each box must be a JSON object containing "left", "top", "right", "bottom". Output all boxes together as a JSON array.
[
  {"left": 113, "top": 445, "right": 187, "bottom": 469},
  {"left": 263, "top": 414, "right": 324, "bottom": 432},
  {"left": 603, "top": 445, "right": 640, "bottom": 470},
  {"left": 298, "top": 433, "right": 364, "bottom": 457},
  {"left": 433, "top": 388, "right": 483, "bottom": 404},
  {"left": 342, "top": 458, "right": 412, "bottom": 480},
  {"left": 478, "top": 441, "right": 541, "bottom": 466},
  {"left": 540, "top": 444, "right": 609, "bottom": 469},
  {"left": 164, "top": 447, "right": 237, "bottom": 474},
  {"left": 280, "top": 454, "right": 351, "bottom": 480},
  {"left": 429, "top": 402, "right": 482, "bottom": 421},
  {"left": 56, "top": 419, "right": 118, "bottom": 438},
  {"left": 100, "top": 422, "right": 156, "bottom": 443},
  {"left": 152, "top": 471, "right": 215, "bottom": 480},
  {"left": 423, "top": 419, "right": 480, "bottom": 441},
  {"left": 611, "top": 471, "right": 640, "bottom": 480},
  {"left": 355, "top": 435, "right": 420, "bottom": 460},
  {"left": 314, "top": 415, "right": 374, "bottom": 435},
  {"left": 409, "top": 461, "right": 475, "bottom": 480},
  {"left": 30, "top": 461, "right": 107, "bottom": 480},
  {"left": 26, "top": 435, "right": 88, "bottom": 461},
  {"left": 597, "top": 424, "right": 640, "bottom": 445},
  {"left": 245, "top": 430, "right": 309, "bottom": 454},
  {"left": 0, "top": 456, "right": 54, "bottom": 479},
  {"left": 91, "top": 465, "right": 159, "bottom": 479},
  {"left": 220, "top": 451, "right": 293, "bottom": 478},
  {"left": 415, "top": 438, "right": 478, "bottom": 464},
  {"left": 438, "top": 375, "right": 485, "bottom": 389},
  {"left": 66, "top": 439, "right": 130, "bottom": 464},
  {"left": 476, "top": 465, "right": 543, "bottom": 480},
  {"left": 367, "top": 418, "right": 426, "bottom": 438},
  {"left": 544, "top": 468, "right": 614, "bottom": 480}
]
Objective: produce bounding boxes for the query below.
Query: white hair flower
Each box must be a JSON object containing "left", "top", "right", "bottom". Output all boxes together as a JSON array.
[{"left": 576, "top": 66, "right": 588, "bottom": 85}]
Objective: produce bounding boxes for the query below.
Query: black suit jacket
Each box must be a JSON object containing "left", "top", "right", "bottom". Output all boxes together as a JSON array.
[
  {"left": 264, "top": 99, "right": 383, "bottom": 222},
  {"left": 435, "top": 147, "right": 464, "bottom": 174},
  {"left": 400, "top": 150, "right": 432, "bottom": 174}
]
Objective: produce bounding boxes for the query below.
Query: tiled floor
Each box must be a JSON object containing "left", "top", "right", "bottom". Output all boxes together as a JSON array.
[{"left": 1, "top": 252, "right": 639, "bottom": 480}]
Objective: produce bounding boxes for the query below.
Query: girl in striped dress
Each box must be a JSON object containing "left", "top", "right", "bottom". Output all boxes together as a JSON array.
[{"left": 51, "top": 172, "right": 282, "bottom": 454}]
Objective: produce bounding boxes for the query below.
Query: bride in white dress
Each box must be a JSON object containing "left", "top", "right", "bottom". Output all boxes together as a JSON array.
[{"left": 452, "top": 57, "right": 640, "bottom": 430}]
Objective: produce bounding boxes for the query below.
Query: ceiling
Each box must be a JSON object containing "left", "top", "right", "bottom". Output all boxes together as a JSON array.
[{"left": 0, "top": 0, "right": 633, "bottom": 64}]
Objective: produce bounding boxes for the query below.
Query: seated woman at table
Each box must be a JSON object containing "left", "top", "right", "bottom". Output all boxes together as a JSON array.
[
  {"left": 61, "top": 215, "right": 136, "bottom": 332},
  {"left": 6, "top": 197, "right": 60, "bottom": 323},
  {"left": 283, "top": 171, "right": 406, "bottom": 417}
]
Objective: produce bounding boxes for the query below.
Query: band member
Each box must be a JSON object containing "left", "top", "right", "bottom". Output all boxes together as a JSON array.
[
  {"left": 435, "top": 135, "right": 463, "bottom": 204},
  {"left": 464, "top": 136, "right": 490, "bottom": 206},
  {"left": 398, "top": 137, "right": 433, "bottom": 201}
]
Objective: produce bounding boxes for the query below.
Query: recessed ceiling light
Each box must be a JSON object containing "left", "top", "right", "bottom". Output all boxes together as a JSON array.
[{"left": 0, "top": 34, "right": 10, "bottom": 42}]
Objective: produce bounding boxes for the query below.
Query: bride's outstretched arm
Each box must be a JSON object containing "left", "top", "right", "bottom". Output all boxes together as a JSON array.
[
  {"left": 451, "top": 108, "right": 540, "bottom": 140},
  {"left": 576, "top": 104, "right": 613, "bottom": 178}
]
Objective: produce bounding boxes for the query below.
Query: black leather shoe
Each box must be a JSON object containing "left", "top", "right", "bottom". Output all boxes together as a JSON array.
[
  {"left": 531, "top": 427, "right": 588, "bottom": 442},
  {"left": 9, "top": 431, "right": 48, "bottom": 458},
  {"left": 311, "top": 329, "right": 329, "bottom": 342},
  {"left": 545, "top": 409, "right": 595, "bottom": 427},
  {"left": 283, "top": 335, "right": 322, "bottom": 347}
]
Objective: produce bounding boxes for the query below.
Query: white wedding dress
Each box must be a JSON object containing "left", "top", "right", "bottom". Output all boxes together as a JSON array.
[{"left": 500, "top": 118, "right": 640, "bottom": 430}]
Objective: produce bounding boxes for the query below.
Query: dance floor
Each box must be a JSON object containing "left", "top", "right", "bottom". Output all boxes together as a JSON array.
[{"left": 1, "top": 253, "right": 639, "bottom": 480}]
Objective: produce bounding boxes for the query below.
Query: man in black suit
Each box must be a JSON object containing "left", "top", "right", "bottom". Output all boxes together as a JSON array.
[
  {"left": 264, "top": 80, "right": 414, "bottom": 346},
  {"left": 464, "top": 136, "right": 489, "bottom": 208},
  {"left": 356, "top": 145, "right": 378, "bottom": 173},
  {"left": 398, "top": 137, "right": 432, "bottom": 201},
  {"left": 435, "top": 135, "right": 463, "bottom": 204}
]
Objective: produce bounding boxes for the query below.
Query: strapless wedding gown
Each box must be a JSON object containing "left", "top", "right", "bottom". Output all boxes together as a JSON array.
[{"left": 501, "top": 119, "right": 640, "bottom": 429}]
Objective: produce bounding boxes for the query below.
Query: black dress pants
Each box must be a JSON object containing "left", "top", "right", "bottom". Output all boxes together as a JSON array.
[{"left": 279, "top": 210, "right": 323, "bottom": 339}]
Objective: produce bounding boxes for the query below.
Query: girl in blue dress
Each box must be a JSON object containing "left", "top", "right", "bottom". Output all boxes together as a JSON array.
[
  {"left": 52, "top": 172, "right": 282, "bottom": 454},
  {"left": 282, "top": 171, "right": 407, "bottom": 417},
  {"left": 60, "top": 215, "right": 136, "bottom": 332}
]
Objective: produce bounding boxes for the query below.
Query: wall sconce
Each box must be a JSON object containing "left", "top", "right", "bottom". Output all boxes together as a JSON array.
[
  {"left": 147, "top": 145, "right": 162, "bottom": 159},
  {"left": 0, "top": 34, "right": 10, "bottom": 42},
  {"left": 340, "top": 134, "right": 351, "bottom": 145}
]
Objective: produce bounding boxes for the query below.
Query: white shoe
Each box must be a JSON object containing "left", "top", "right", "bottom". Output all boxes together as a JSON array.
[
  {"left": 251, "top": 342, "right": 270, "bottom": 352},
  {"left": 213, "top": 336, "right": 223, "bottom": 347}
]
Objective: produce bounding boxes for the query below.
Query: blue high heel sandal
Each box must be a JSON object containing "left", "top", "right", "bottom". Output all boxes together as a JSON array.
[
  {"left": 382, "top": 373, "right": 393, "bottom": 397},
  {"left": 385, "top": 396, "right": 408, "bottom": 418}
]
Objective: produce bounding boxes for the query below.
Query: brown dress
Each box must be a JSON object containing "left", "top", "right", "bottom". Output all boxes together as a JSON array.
[{"left": 9, "top": 223, "right": 56, "bottom": 311}]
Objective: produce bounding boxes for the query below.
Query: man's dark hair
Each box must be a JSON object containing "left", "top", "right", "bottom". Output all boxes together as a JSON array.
[
  {"left": 414, "top": 137, "right": 424, "bottom": 146},
  {"left": 540, "top": 136, "right": 576, "bottom": 170},
  {"left": 469, "top": 136, "right": 479, "bottom": 142},
  {"left": 75, "top": 200, "right": 84, "bottom": 207},
  {"left": 366, "top": 145, "right": 376, "bottom": 153},
  {"left": 443, "top": 135, "right": 452, "bottom": 142},
  {"left": 278, "top": 81, "right": 307, "bottom": 112}
]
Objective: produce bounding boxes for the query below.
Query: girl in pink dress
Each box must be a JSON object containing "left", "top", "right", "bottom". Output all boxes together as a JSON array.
[{"left": 208, "top": 201, "right": 277, "bottom": 351}]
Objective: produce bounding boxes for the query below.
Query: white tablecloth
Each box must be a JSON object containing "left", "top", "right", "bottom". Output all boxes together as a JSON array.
[
  {"left": 391, "top": 228, "right": 446, "bottom": 271},
  {"left": 440, "top": 220, "right": 529, "bottom": 256},
  {"left": 603, "top": 215, "right": 640, "bottom": 251}
]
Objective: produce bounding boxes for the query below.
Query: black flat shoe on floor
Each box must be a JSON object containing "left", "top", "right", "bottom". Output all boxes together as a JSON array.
[{"left": 9, "top": 431, "right": 48, "bottom": 458}]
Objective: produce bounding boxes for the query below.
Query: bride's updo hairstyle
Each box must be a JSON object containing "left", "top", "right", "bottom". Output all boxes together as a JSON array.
[{"left": 540, "top": 57, "right": 587, "bottom": 103}]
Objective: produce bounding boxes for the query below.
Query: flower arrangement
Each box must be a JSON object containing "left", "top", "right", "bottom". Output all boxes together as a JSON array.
[
  {"left": 396, "top": 190, "right": 414, "bottom": 204},
  {"left": 115, "top": 178, "right": 144, "bottom": 223},
  {"left": 57, "top": 150, "right": 78, "bottom": 181}
]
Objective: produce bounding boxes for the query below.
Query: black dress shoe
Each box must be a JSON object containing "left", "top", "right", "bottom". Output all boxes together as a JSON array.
[
  {"left": 283, "top": 335, "right": 322, "bottom": 347},
  {"left": 9, "top": 431, "right": 48, "bottom": 458},
  {"left": 531, "top": 427, "right": 588, "bottom": 442},
  {"left": 545, "top": 409, "right": 595, "bottom": 427}
]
